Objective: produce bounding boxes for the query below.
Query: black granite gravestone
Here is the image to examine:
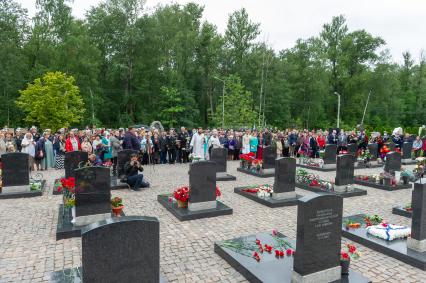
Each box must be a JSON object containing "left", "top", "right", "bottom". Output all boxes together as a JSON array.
[
  {"left": 368, "top": 143, "right": 378, "bottom": 160},
  {"left": 384, "top": 151, "right": 401, "bottom": 173},
  {"left": 75, "top": 167, "right": 111, "bottom": 218},
  {"left": 1, "top": 152, "right": 29, "bottom": 187},
  {"left": 323, "top": 144, "right": 337, "bottom": 164},
  {"left": 263, "top": 146, "right": 277, "bottom": 169},
  {"left": 347, "top": 143, "right": 358, "bottom": 156},
  {"left": 408, "top": 180, "right": 426, "bottom": 249},
  {"left": 189, "top": 161, "right": 216, "bottom": 204},
  {"left": 65, "top": 151, "right": 88, "bottom": 178},
  {"left": 402, "top": 142, "right": 413, "bottom": 160},
  {"left": 388, "top": 142, "right": 396, "bottom": 151},
  {"left": 210, "top": 148, "right": 227, "bottom": 173},
  {"left": 82, "top": 216, "right": 159, "bottom": 282},
  {"left": 293, "top": 194, "right": 343, "bottom": 280},
  {"left": 117, "top": 149, "right": 138, "bottom": 177},
  {"left": 274, "top": 157, "right": 296, "bottom": 194},
  {"left": 335, "top": 154, "right": 354, "bottom": 187}
]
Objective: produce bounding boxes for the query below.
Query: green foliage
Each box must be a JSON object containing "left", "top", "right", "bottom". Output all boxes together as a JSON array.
[
  {"left": 17, "top": 71, "right": 85, "bottom": 130},
  {"left": 159, "top": 86, "right": 185, "bottom": 128},
  {"left": 213, "top": 75, "right": 257, "bottom": 128}
]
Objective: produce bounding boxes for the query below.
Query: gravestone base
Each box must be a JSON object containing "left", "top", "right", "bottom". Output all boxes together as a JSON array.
[
  {"left": 407, "top": 238, "right": 426, "bottom": 252},
  {"left": 157, "top": 194, "right": 232, "bottom": 221},
  {"left": 188, "top": 201, "right": 216, "bottom": 211},
  {"left": 334, "top": 185, "right": 354, "bottom": 193},
  {"left": 56, "top": 204, "right": 124, "bottom": 240},
  {"left": 272, "top": 191, "right": 297, "bottom": 199},
  {"left": 296, "top": 163, "right": 335, "bottom": 172},
  {"left": 291, "top": 266, "right": 341, "bottom": 283},
  {"left": 392, "top": 206, "right": 412, "bottom": 218},
  {"left": 355, "top": 162, "right": 382, "bottom": 169},
  {"left": 214, "top": 232, "right": 370, "bottom": 283},
  {"left": 237, "top": 167, "right": 275, "bottom": 178},
  {"left": 110, "top": 176, "right": 131, "bottom": 190},
  {"left": 216, "top": 172, "right": 236, "bottom": 181},
  {"left": 342, "top": 214, "right": 426, "bottom": 270},
  {"left": 234, "top": 186, "right": 302, "bottom": 208},
  {"left": 74, "top": 213, "right": 111, "bottom": 227},
  {"left": 296, "top": 182, "right": 367, "bottom": 198},
  {"left": 50, "top": 267, "right": 168, "bottom": 283},
  {"left": 0, "top": 181, "right": 46, "bottom": 199},
  {"left": 402, "top": 158, "right": 416, "bottom": 165},
  {"left": 354, "top": 179, "right": 412, "bottom": 191}
]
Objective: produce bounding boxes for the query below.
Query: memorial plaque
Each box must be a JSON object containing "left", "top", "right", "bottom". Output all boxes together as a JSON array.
[
  {"left": 368, "top": 143, "right": 378, "bottom": 160},
  {"left": 82, "top": 216, "right": 160, "bottom": 282},
  {"left": 411, "top": 181, "right": 426, "bottom": 241},
  {"left": 335, "top": 154, "right": 354, "bottom": 186},
  {"left": 75, "top": 167, "right": 111, "bottom": 218},
  {"left": 347, "top": 143, "right": 357, "bottom": 156},
  {"left": 210, "top": 148, "right": 227, "bottom": 173},
  {"left": 1, "top": 152, "right": 29, "bottom": 187},
  {"left": 65, "top": 151, "right": 88, "bottom": 178},
  {"left": 294, "top": 194, "right": 343, "bottom": 276},
  {"left": 384, "top": 151, "right": 401, "bottom": 173},
  {"left": 402, "top": 142, "right": 413, "bottom": 160},
  {"left": 117, "top": 149, "right": 138, "bottom": 177},
  {"left": 323, "top": 144, "right": 337, "bottom": 164},
  {"left": 189, "top": 161, "right": 217, "bottom": 203},
  {"left": 262, "top": 146, "right": 277, "bottom": 169},
  {"left": 274, "top": 158, "right": 296, "bottom": 194}
]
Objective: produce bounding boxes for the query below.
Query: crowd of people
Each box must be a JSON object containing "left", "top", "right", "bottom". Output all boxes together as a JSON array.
[{"left": 0, "top": 126, "right": 425, "bottom": 172}]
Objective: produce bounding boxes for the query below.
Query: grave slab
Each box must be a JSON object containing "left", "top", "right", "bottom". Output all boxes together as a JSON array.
[
  {"left": 234, "top": 186, "right": 301, "bottom": 207},
  {"left": 296, "top": 182, "right": 367, "bottom": 198},
  {"left": 0, "top": 180, "right": 46, "bottom": 199},
  {"left": 214, "top": 232, "right": 370, "bottom": 283},
  {"left": 353, "top": 179, "right": 412, "bottom": 191},
  {"left": 342, "top": 214, "right": 426, "bottom": 270},
  {"left": 216, "top": 172, "right": 237, "bottom": 181},
  {"left": 392, "top": 206, "right": 412, "bottom": 218},
  {"left": 296, "top": 163, "right": 335, "bottom": 172},
  {"left": 56, "top": 204, "right": 124, "bottom": 240},
  {"left": 157, "top": 194, "right": 232, "bottom": 221},
  {"left": 237, "top": 167, "right": 275, "bottom": 177}
]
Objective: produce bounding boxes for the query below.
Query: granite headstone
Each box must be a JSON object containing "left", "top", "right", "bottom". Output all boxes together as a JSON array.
[
  {"left": 117, "top": 149, "right": 138, "bottom": 177},
  {"left": 368, "top": 143, "right": 378, "bottom": 160},
  {"left": 388, "top": 142, "right": 396, "bottom": 151},
  {"left": 273, "top": 157, "right": 297, "bottom": 199},
  {"left": 334, "top": 154, "right": 355, "bottom": 191},
  {"left": 402, "top": 142, "right": 413, "bottom": 160},
  {"left": 1, "top": 152, "right": 29, "bottom": 187},
  {"left": 188, "top": 161, "right": 217, "bottom": 211},
  {"left": 384, "top": 151, "right": 401, "bottom": 173},
  {"left": 74, "top": 166, "right": 111, "bottom": 226},
  {"left": 347, "top": 143, "right": 357, "bottom": 156},
  {"left": 82, "top": 216, "right": 160, "bottom": 282},
  {"left": 210, "top": 148, "right": 227, "bottom": 173},
  {"left": 407, "top": 180, "right": 426, "bottom": 252},
  {"left": 323, "top": 144, "right": 337, "bottom": 164},
  {"left": 262, "top": 146, "right": 277, "bottom": 169},
  {"left": 293, "top": 194, "right": 343, "bottom": 282},
  {"left": 65, "top": 151, "right": 88, "bottom": 178}
]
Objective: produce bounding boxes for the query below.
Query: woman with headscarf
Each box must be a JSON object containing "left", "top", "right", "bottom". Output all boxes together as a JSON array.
[{"left": 21, "top": 132, "right": 36, "bottom": 171}]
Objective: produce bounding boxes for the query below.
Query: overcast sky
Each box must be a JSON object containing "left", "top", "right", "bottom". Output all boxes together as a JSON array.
[{"left": 16, "top": 0, "right": 426, "bottom": 63}]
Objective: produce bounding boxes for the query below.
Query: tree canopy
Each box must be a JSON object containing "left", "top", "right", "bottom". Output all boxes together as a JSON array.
[{"left": 1, "top": 0, "right": 425, "bottom": 132}]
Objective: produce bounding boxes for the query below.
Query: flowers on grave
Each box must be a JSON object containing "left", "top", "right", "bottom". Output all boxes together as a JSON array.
[
  {"left": 340, "top": 244, "right": 360, "bottom": 261},
  {"left": 344, "top": 220, "right": 361, "bottom": 229},
  {"left": 239, "top": 152, "right": 255, "bottom": 168},
  {"left": 111, "top": 196, "right": 124, "bottom": 217},
  {"left": 189, "top": 153, "right": 202, "bottom": 162},
  {"left": 364, "top": 215, "right": 383, "bottom": 227},
  {"left": 339, "top": 150, "right": 348, "bottom": 155},
  {"left": 30, "top": 180, "right": 42, "bottom": 191},
  {"left": 357, "top": 149, "right": 372, "bottom": 165},
  {"left": 241, "top": 185, "right": 273, "bottom": 198},
  {"left": 379, "top": 145, "right": 390, "bottom": 160},
  {"left": 366, "top": 223, "right": 411, "bottom": 241},
  {"left": 252, "top": 159, "right": 263, "bottom": 171},
  {"left": 60, "top": 177, "right": 76, "bottom": 208},
  {"left": 172, "top": 186, "right": 221, "bottom": 208},
  {"left": 414, "top": 157, "right": 425, "bottom": 179},
  {"left": 296, "top": 169, "right": 334, "bottom": 191},
  {"left": 404, "top": 203, "right": 412, "bottom": 212}
]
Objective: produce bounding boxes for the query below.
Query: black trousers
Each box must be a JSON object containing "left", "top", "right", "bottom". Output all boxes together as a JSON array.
[{"left": 168, "top": 149, "right": 176, "bottom": 164}]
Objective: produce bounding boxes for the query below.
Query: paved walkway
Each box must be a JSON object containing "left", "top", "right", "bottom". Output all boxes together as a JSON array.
[{"left": 0, "top": 162, "right": 424, "bottom": 282}]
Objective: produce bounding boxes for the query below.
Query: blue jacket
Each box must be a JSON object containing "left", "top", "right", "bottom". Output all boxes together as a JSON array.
[{"left": 123, "top": 132, "right": 141, "bottom": 151}]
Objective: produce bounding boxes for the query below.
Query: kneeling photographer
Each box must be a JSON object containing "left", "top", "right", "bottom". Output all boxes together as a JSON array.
[{"left": 122, "top": 154, "right": 149, "bottom": 191}]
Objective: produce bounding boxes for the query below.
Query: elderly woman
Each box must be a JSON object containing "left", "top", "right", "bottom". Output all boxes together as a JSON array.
[
  {"left": 54, "top": 134, "right": 66, "bottom": 169},
  {"left": 21, "top": 132, "right": 36, "bottom": 170},
  {"left": 413, "top": 136, "right": 423, "bottom": 158}
]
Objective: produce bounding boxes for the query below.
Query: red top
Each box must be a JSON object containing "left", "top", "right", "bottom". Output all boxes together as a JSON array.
[
  {"left": 65, "top": 137, "right": 81, "bottom": 152},
  {"left": 317, "top": 136, "right": 326, "bottom": 148}
]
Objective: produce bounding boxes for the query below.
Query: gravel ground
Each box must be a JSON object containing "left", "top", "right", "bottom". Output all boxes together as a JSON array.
[{"left": 0, "top": 161, "right": 425, "bottom": 283}]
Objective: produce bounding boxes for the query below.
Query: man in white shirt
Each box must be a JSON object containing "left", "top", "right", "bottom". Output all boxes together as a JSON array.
[{"left": 190, "top": 127, "right": 205, "bottom": 160}]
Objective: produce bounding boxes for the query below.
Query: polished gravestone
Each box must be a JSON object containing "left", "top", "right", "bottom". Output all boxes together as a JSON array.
[
  {"left": 297, "top": 144, "right": 337, "bottom": 172},
  {"left": 234, "top": 158, "right": 302, "bottom": 207},
  {"left": 402, "top": 142, "right": 415, "bottom": 164},
  {"left": 210, "top": 148, "right": 236, "bottom": 181},
  {"left": 65, "top": 151, "right": 88, "bottom": 178},
  {"left": 263, "top": 145, "right": 277, "bottom": 169},
  {"left": 368, "top": 143, "right": 378, "bottom": 160},
  {"left": 52, "top": 216, "right": 167, "bottom": 283},
  {"left": 215, "top": 194, "right": 370, "bottom": 282},
  {"left": 0, "top": 152, "right": 45, "bottom": 199},
  {"left": 56, "top": 167, "right": 123, "bottom": 240},
  {"left": 158, "top": 161, "right": 232, "bottom": 221},
  {"left": 407, "top": 180, "right": 426, "bottom": 253},
  {"left": 117, "top": 149, "right": 138, "bottom": 178},
  {"left": 347, "top": 143, "right": 358, "bottom": 156},
  {"left": 237, "top": 166, "right": 275, "bottom": 177}
]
